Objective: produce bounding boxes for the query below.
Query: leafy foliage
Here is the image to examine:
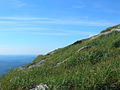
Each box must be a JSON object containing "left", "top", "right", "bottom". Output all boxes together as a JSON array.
[{"left": 113, "top": 40, "right": 120, "bottom": 48}]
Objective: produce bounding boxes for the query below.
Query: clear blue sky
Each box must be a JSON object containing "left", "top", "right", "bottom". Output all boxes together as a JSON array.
[{"left": 0, "top": 0, "right": 119, "bottom": 55}]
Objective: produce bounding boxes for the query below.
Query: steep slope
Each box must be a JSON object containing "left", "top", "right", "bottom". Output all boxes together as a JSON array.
[{"left": 1, "top": 25, "right": 120, "bottom": 90}]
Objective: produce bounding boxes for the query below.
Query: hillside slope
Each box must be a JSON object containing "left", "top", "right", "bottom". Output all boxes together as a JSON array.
[{"left": 1, "top": 25, "right": 120, "bottom": 90}]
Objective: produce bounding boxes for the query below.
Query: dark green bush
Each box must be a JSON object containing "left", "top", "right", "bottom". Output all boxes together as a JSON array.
[
  {"left": 113, "top": 40, "right": 120, "bottom": 48},
  {"left": 89, "top": 50, "right": 107, "bottom": 64}
]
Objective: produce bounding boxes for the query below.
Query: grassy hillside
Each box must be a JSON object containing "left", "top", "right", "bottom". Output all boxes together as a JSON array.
[{"left": 1, "top": 25, "right": 120, "bottom": 90}]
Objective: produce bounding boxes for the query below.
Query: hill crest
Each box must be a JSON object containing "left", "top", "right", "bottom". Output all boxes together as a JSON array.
[{"left": 1, "top": 25, "right": 120, "bottom": 90}]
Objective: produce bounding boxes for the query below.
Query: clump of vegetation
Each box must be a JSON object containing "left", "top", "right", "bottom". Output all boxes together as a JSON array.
[
  {"left": 113, "top": 40, "right": 120, "bottom": 48},
  {"left": 71, "top": 38, "right": 89, "bottom": 45},
  {"left": 1, "top": 25, "right": 120, "bottom": 90}
]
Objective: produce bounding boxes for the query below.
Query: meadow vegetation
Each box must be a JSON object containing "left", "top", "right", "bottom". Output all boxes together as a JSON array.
[{"left": 1, "top": 25, "right": 120, "bottom": 90}]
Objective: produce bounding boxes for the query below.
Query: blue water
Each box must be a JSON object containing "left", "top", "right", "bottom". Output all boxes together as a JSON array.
[{"left": 0, "top": 55, "right": 36, "bottom": 76}]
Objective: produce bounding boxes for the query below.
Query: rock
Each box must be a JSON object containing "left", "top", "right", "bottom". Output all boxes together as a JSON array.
[
  {"left": 17, "top": 67, "right": 27, "bottom": 71},
  {"left": 55, "top": 58, "right": 69, "bottom": 67},
  {"left": 27, "top": 59, "right": 46, "bottom": 68},
  {"left": 30, "top": 84, "right": 49, "bottom": 90},
  {"left": 77, "top": 46, "right": 91, "bottom": 52},
  {"left": 18, "top": 59, "right": 46, "bottom": 71}
]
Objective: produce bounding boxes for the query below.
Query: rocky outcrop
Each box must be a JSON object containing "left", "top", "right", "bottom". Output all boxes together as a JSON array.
[
  {"left": 27, "top": 59, "right": 46, "bottom": 68},
  {"left": 30, "top": 84, "right": 49, "bottom": 90},
  {"left": 18, "top": 59, "right": 46, "bottom": 71},
  {"left": 77, "top": 46, "right": 91, "bottom": 52},
  {"left": 90, "top": 28, "right": 120, "bottom": 40},
  {"left": 55, "top": 58, "right": 69, "bottom": 67}
]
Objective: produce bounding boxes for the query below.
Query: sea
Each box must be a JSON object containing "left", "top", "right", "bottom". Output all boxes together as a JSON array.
[{"left": 0, "top": 55, "right": 36, "bottom": 76}]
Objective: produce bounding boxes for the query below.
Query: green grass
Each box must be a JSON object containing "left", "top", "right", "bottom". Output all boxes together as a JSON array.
[{"left": 1, "top": 25, "right": 120, "bottom": 90}]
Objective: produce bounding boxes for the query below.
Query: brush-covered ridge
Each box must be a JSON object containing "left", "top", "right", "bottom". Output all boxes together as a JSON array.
[{"left": 1, "top": 25, "right": 120, "bottom": 90}]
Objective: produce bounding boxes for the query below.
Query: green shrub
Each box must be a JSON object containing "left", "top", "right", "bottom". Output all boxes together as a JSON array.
[{"left": 113, "top": 40, "right": 120, "bottom": 48}]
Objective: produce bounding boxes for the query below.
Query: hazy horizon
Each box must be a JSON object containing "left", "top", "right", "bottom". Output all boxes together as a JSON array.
[{"left": 0, "top": 55, "right": 36, "bottom": 76}]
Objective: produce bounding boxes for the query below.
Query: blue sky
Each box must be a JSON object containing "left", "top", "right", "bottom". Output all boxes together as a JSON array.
[{"left": 0, "top": 0, "right": 119, "bottom": 55}]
